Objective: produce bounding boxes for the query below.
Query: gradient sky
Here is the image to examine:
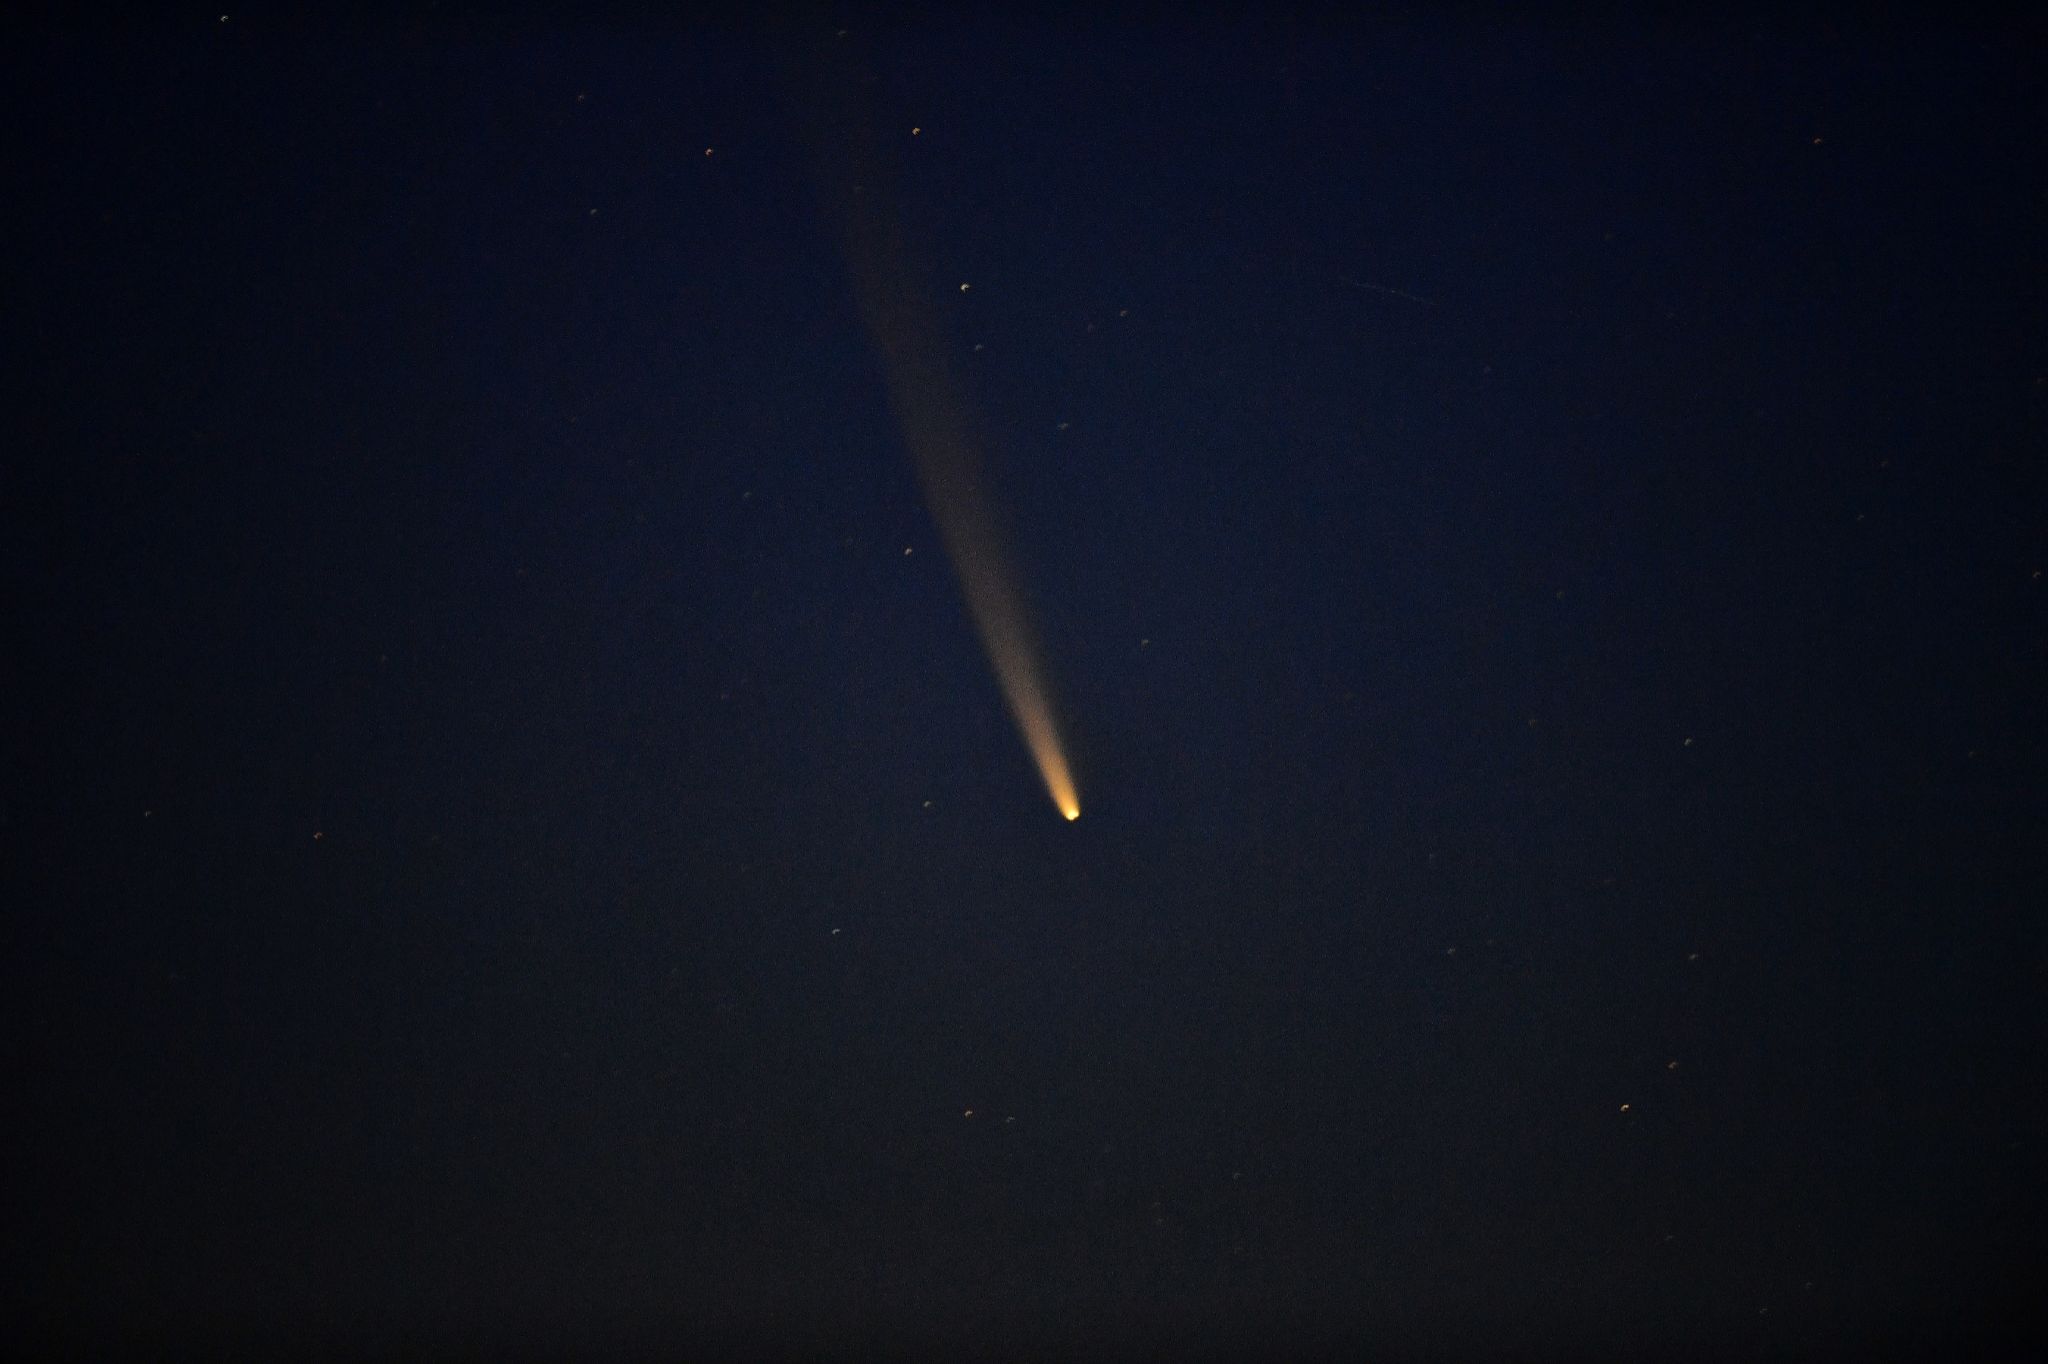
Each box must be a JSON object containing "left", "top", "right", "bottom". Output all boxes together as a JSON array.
[{"left": 10, "top": 12, "right": 2045, "bottom": 1363}]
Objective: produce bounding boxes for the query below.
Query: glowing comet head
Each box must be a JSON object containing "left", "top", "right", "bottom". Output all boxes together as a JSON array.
[
  {"left": 1007, "top": 687, "right": 1079, "bottom": 823},
  {"left": 810, "top": 86, "right": 1083, "bottom": 827}
]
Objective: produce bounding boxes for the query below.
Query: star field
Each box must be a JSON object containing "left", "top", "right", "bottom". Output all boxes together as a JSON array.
[{"left": 7, "top": 12, "right": 2045, "bottom": 1363}]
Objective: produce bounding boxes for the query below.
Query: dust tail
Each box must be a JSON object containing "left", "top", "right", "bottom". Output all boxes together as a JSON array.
[{"left": 783, "top": 23, "right": 1081, "bottom": 821}]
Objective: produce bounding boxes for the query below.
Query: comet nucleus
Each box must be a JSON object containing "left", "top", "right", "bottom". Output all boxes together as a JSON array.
[{"left": 804, "top": 40, "right": 1083, "bottom": 823}]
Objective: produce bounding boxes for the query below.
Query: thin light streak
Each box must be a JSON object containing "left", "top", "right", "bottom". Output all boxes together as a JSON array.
[{"left": 803, "top": 50, "right": 1081, "bottom": 821}]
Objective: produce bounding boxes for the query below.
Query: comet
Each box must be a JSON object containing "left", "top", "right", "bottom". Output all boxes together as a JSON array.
[
  {"left": 842, "top": 233, "right": 1081, "bottom": 823},
  {"left": 796, "top": 37, "right": 1081, "bottom": 822}
]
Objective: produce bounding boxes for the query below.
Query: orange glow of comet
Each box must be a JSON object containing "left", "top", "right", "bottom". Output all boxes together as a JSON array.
[
  {"left": 801, "top": 43, "right": 1081, "bottom": 822},
  {"left": 929, "top": 501, "right": 1081, "bottom": 823},
  {"left": 794, "top": 37, "right": 1089, "bottom": 819},
  {"left": 856, "top": 309, "right": 1084, "bottom": 821},
  {"left": 806, "top": 100, "right": 1081, "bottom": 819}
]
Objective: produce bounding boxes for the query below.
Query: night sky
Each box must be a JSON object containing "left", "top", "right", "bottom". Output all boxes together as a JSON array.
[{"left": 9, "top": 11, "right": 2046, "bottom": 1362}]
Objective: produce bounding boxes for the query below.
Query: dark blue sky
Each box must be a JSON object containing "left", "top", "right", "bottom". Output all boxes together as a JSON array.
[{"left": 10, "top": 12, "right": 2045, "bottom": 1362}]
